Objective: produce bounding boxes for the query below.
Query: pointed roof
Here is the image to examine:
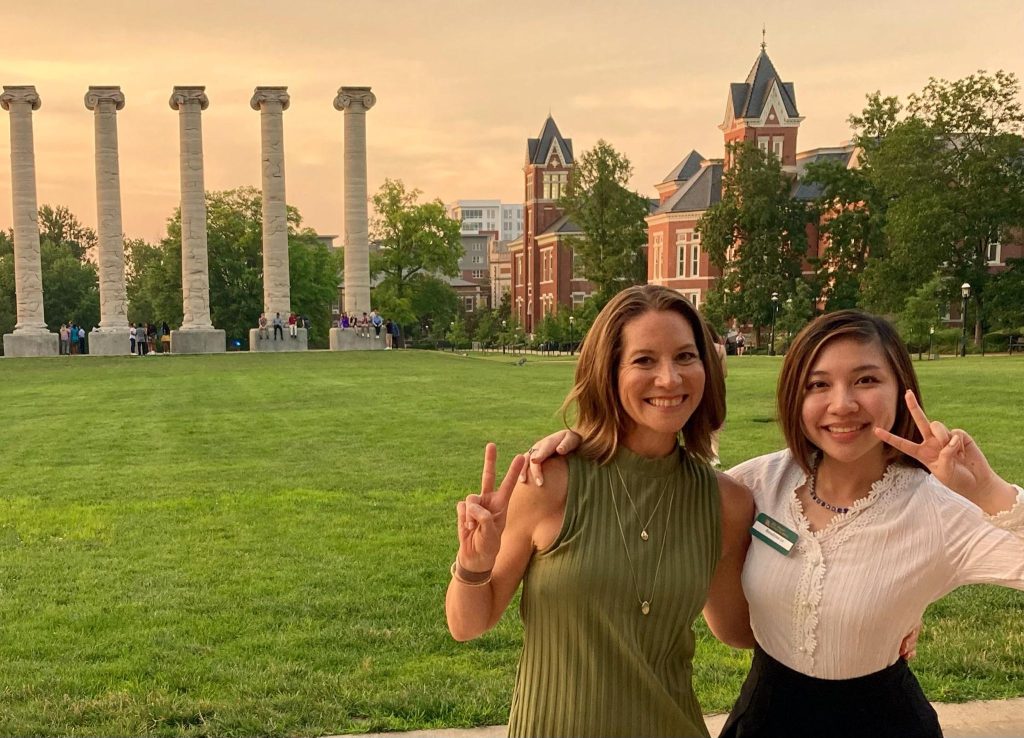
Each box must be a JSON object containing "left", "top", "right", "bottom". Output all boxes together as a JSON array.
[
  {"left": 727, "top": 49, "right": 799, "bottom": 121},
  {"left": 653, "top": 161, "right": 724, "bottom": 215},
  {"left": 537, "top": 213, "right": 582, "bottom": 237},
  {"left": 527, "top": 115, "right": 574, "bottom": 166},
  {"left": 662, "top": 150, "right": 705, "bottom": 184}
]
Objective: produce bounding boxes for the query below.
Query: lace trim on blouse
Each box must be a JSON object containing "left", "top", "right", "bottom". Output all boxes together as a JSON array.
[
  {"left": 785, "top": 462, "right": 915, "bottom": 672},
  {"left": 986, "top": 485, "right": 1024, "bottom": 532}
]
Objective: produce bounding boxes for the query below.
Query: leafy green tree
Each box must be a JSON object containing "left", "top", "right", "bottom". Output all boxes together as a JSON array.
[
  {"left": 700, "top": 142, "right": 811, "bottom": 344},
  {"left": 898, "top": 274, "right": 946, "bottom": 359},
  {"left": 0, "top": 209, "right": 101, "bottom": 351},
  {"left": 409, "top": 275, "right": 459, "bottom": 338},
  {"left": 850, "top": 71, "right": 1024, "bottom": 341},
  {"left": 986, "top": 259, "right": 1024, "bottom": 331},
  {"left": 370, "top": 179, "right": 462, "bottom": 298},
  {"left": 776, "top": 280, "right": 817, "bottom": 352},
  {"left": 134, "top": 188, "right": 339, "bottom": 348},
  {"left": 558, "top": 140, "right": 649, "bottom": 304}
]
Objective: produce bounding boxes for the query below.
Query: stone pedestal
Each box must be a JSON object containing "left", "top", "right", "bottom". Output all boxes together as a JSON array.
[
  {"left": 170, "top": 328, "right": 226, "bottom": 355},
  {"left": 329, "top": 327, "right": 385, "bottom": 351},
  {"left": 333, "top": 86, "right": 376, "bottom": 318},
  {"left": 3, "top": 332, "right": 58, "bottom": 357},
  {"left": 88, "top": 329, "right": 131, "bottom": 357},
  {"left": 248, "top": 327, "right": 308, "bottom": 352}
]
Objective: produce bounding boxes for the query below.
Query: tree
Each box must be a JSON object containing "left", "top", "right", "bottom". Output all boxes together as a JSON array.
[
  {"left": 986, "top": 259, "right": 1024, "bottom": 331},
  {"left": 850, "top": 71, "right": 1024, "bottom": 340},
  {"left": 0, "top": 208, "right": 100, "bottom": 347},
  {"left": 700, "top": 142, "right": 812, "bottom": 343},
  {"left": 559, "top": 140, "right": 649, "bottom": 304},
  {"left": 370, "top": 179, "right": 462, "bottom": 298},
  {"left": 133, "top": 188, "right": 339, "bottom": 348},
  {"left": 368, "top": 179, "right": 462, "bottom": 338},
  {"left": 897, "top": 274, "right": 946, "bottom": 359}
]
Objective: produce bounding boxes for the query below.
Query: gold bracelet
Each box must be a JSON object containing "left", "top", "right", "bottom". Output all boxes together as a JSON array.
[{"left": 450, "top": 560, "right": 492, "bottom": 586}]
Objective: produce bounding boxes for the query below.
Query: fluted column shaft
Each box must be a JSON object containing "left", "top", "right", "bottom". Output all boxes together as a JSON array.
[
  {"left": 169, "top": 86, "right": 212, "bottom": 330},
  {"left": 334, "top": 86, "right": 376, "bottom": 316},
  {"left": 2, "top": 86, "right": 47, "bottom": 333},
  {"left": 86, "top": 86, "right": 129, "bottom": 331},
  {"left": 251, "top": 87, "right": 291, "bottom": 318}
]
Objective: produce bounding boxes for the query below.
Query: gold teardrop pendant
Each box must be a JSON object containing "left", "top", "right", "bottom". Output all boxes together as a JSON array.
[
  {"left": 641, "top": 601, "right": 650, "bottom": 615},
  {"left": 641, "top": 530, "right": 649, "bottom": 541}
]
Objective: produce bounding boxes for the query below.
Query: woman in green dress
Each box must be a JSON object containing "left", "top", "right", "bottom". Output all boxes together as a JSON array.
[{"left": 445, "top": 285, "right": 754, "bottom": 738}]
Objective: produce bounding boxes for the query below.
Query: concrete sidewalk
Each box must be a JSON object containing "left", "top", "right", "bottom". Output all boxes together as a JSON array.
[{"left": 351, "top": 697, "right": 1024, "bottom": 737}]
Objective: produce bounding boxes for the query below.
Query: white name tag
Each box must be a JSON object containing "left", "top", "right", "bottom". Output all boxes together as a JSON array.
[{"left": 751, "top": 513, "right": 798, "bottom": 555}]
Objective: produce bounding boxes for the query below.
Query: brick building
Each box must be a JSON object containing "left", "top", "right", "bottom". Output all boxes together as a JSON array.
[{"left": 509, "top": 116, "right": 594, "bottom": 332}]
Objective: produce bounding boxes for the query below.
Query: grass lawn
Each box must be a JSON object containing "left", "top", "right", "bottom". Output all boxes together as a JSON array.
[{"left": 0, "top": 350, "right": 1022, "bottom": 736}]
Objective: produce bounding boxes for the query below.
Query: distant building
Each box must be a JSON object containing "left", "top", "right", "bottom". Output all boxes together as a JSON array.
[
  {"left": 488, "top": 236, "right": 512, "bottom": 308},
  {"left": 448, "top": 200, "right": 523, "bottom": 242},
  {"left": 458, "top": 232, "right": 491, "bottom": 285}
]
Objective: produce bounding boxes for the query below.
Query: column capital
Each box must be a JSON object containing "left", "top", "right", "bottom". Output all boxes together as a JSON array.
[
  {"left": 85, "top": 86, "right": 125, "bottom": 111},
  {"left": 1, "top": 85, "right": 41, "bottom": 111},
  {"left": 169, "top": 86, "right": 209, "bottom": 111},
  {"left": 333, "top": 86, "right": 376, "bottom": 113},
  {"left": 251, "top": 86, "right": 290, "bottom": 112}
]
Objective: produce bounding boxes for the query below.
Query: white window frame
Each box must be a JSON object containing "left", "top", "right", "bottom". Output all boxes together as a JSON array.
[
  {"left": 986, "top": 241, "right": 1002, "bottom": 265},
  {"left": 772, "top": 138, "right": 783, "bottom": 160},
  {"left": 690, "top": 237, "right": 700, "bottom": 278}
]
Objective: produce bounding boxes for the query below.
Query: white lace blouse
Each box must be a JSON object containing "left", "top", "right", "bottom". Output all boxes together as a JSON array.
[{"left": 729, "top": 450, "right": 1024, "bottom": 679}]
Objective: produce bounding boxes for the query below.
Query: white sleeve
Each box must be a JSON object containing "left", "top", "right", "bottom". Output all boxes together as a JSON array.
[
  {"left": 941, "top": 483, "right": 1024, "bottom": 591},
  {"left": 983, "top": 485, "right": 1024, "bottom": 535}
]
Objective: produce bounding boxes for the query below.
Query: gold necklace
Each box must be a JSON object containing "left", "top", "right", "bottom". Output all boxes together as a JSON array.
[
  {"left": 614, "top": 463, "right": 672, "bottom": 541},
  {"left": 608, "top": 468, "right": 676, "bottom": 616}
]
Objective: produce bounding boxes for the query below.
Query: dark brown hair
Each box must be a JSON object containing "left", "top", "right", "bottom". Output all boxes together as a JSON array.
[
  {"left": 777, "top": 309, "right": 926, "bottom": 474},
  {"left": 561, "top": 285, "right": 726, "bottom": 464}
]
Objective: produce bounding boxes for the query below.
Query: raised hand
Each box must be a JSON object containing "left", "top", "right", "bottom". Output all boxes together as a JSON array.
[
  {"left": 519, "top": 429, "right": 581, "bottom": 486},
  {"left": 456, "top": 444, "right": 526, "bottom": 573},
  {"left": 873, "top": 390, "right": 1012, "bottom": 508}
]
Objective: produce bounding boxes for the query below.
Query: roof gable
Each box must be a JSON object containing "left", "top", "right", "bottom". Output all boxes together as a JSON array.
[
  {"left": 724, "top": 49, "right": 800, "bottom": 125},
  {"left": 527, "top": 115, "right": 574, "bottom": 166},
  {"left": 655, "top": 161, "right": 723, "bottom": 214}
]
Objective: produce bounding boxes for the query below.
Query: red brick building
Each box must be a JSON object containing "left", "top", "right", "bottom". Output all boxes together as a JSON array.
[
  {"left": 647, "top": 46, "right": 1023, "bottom": 312},
  {"left": 509, "top": 116, "right": 594, "bottom": 332}
]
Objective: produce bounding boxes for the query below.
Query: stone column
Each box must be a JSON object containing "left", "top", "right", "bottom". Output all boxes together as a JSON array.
[
  {"left": 1, "top": 85, "right": 57, "bottom": 357},
  {"left": 85, "top": 86, "right": 130, "bottom": 356},
  {"left": 248, "top": 86, "right": 305, "bottom": 352},
  {"left": 168, "top": 86, "right": 224, "bottom": 354},
  {"left": 333, "top": 86, "right": 375, "bottom": 318}
]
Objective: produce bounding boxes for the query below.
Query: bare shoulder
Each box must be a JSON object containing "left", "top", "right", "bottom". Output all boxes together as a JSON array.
[
  {"left": 716, "top": 471, "right": 755, "bottom": 526},
  {"left": 510, "top": 456, "right": 569, "bottom": 514}
]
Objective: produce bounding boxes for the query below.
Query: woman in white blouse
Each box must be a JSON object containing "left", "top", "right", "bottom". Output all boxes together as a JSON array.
[{"left": 526, "top": 310, "right": 1024, "bottom": 737}]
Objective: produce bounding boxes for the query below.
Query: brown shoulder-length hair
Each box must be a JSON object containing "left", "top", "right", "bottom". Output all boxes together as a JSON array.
[
  {"left": 561, "top": 284, "right": 726, "bottom": 464},
  {"left": 777, "top": 309, "right": 926, "bottom": 474}
]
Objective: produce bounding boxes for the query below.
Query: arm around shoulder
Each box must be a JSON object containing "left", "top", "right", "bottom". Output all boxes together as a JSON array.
[{"left": 703, "top": 471, "right": 755, "bottom": 649}]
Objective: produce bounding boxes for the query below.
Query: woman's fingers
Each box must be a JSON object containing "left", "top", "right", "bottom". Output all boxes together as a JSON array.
[
  {"left": 904, "top": 390, "right": 934, "bottom": 441},
  {"left": 873, "top": 426, "right": 922, "bottom": 458},
  {"left": 929, "top": 420, "right": 951, "bottom": 448},
  {"left": 480, "top": 442, "right": 497, "bottom": 495},
  {"left": 492, "top": 454, "right": 527, "bottom": 512}
]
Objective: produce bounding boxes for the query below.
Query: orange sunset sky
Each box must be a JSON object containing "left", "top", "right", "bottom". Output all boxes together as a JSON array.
[{"left": 2, "top": 0, "right": 1022, "bottom": 243}]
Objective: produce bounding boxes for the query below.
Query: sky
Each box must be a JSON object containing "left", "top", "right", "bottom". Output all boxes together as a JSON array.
[{"left": 1, "top": 0, "right": 1022, "bottom": 243}]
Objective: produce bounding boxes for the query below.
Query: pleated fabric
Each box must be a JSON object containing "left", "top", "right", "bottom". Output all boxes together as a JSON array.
[{"left": 507, "top": 445, "right": 721, "bottom": 738}]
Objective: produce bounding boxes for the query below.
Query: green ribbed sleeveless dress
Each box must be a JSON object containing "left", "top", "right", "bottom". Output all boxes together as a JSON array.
[{"left": 507, "top": 445, "right": 720, "bottom": 738}]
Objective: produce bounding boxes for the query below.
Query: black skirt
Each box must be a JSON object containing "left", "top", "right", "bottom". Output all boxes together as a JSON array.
[{"left": 719, "top": 644, "right": 942, "bottom": 738}]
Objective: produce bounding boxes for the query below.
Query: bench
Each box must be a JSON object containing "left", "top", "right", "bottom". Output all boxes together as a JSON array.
[{"left": 1010, "top": 338, "right": 1024, "bottom": 354}]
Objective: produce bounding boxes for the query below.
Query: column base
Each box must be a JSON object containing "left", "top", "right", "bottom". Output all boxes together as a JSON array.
[
  {"left": 329, "top": 327, "right": 386, "bottom": 351},
  {"left": 249, "top": 328, "right": 308, "bottom": 352},
  {"left": 170, "top": 328, "right": 226, "bottom": 354},
  {"left": 3, "top": 331, "right": 58, "bottom": 357},
  {"left": 89, "top": 329, "right": 132, "bottom": 356}
]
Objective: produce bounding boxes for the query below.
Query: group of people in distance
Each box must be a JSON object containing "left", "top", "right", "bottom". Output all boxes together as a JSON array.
[
  {"left": 337, "top": 309, "right": 401, "bottom": 349},
  {"left": 58, "top": 322, "right": 87, "bottom": 355},
  {"left": 256, "top": 312, "right": 304, "bottom": 341},
  {"left": 129, "top": 321, "right": 168, "bottom": 356},
  {"left": 446, "top": 284, "right": 1024, "bottom": 738}
]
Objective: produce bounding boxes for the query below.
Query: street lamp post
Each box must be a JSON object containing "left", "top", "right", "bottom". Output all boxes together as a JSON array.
[
  {"left": 960, "top": 282, "right": 971, "bottom": 358},
  {"left": 450, "top": 321, "right": 455, "bottom": 352},
  {"left": 501, "top": 319, "right": 507, "bottom": 355},
  {"left": 929, "top": 326, "right": 935, "bottom": 360},
  {"left": 769, "top": 292, "right": 779, "bottom": 356},
  {"left": 569, "top": 315, "right": 575, "bottom": 356}
]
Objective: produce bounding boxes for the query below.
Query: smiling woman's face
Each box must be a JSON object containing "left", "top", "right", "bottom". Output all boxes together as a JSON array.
[{"left": 616, "top": 309, "right": 705, "bottom": 457}]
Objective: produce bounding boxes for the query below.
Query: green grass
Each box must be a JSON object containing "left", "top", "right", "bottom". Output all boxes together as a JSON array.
[{"left": 0, "top": 351, "right": 1022, "bottom": 736}]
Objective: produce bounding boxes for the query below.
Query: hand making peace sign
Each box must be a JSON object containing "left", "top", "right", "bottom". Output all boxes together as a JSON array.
[
  {"left": 874, "top": 390, "right": 1015, "bottom": 511},
  {"left": 456, "top": 444, "right": 526, "bottom": 573}
]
